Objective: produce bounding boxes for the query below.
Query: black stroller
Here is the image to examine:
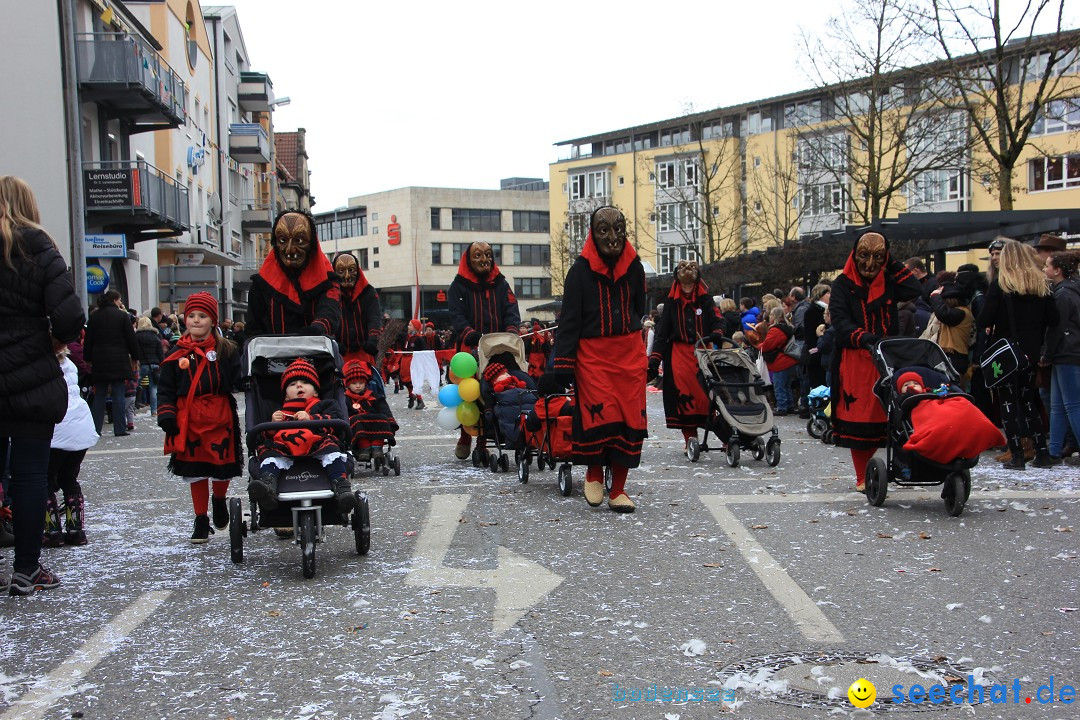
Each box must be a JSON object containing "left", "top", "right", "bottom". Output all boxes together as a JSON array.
[
  {"left": 233, "top": 335, "right": 371, "bottom": 578},
  {"left": 866, "top": 337, "right": 977, "bottom": 516},
  {"left": 474, "top": 333, "right": 538, "bottom": 476}
]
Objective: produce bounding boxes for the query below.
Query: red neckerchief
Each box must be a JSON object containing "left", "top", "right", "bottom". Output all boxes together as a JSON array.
[
  {"left": 456, "top": 246, "right": 503, "bottom": 285},
  {"left": 282, "top": 396, "right": 319, "bottom": 416},
  {"left": 842, "top": 251, "right": 888, "bottom": 304},
  {"left": 257, "top": 246, "right": 336, "bottom": 304},
  {"left": 345, "top": 270, "right": 371, "bottom": 301},
  {"left": 581, "top": 229, "right": 638, "bottom": 282},
  {"left": 667, "top": 278, "right": 708, "bottom": 300},
  {"left": 167, "top": 334, "right": 217, "bottom": 452},
  {"left": 345, "top": 387, "right": 375, "bottom": 403}
]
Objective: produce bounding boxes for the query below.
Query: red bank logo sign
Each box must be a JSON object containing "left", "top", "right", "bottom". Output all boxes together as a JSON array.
[{"left": 387, "top": 215, "right": 401, "bottom": 245}]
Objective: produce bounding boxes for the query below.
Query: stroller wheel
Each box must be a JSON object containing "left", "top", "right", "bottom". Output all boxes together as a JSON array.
[
  {"left": 604, "top": 466, "right": 613, "bottom": 493},
  {"left": 726, "top": 444, "right": 740, "bottom": 468},
  {"left": 352, "top": 492, "right": 371, "bottom": 555},
  {"left": 489, "top": 453, "right": 499, "bottom": 473},
  {"left": 228, "top": 497, "right": 244, "bottom": 564},
  {"left": 821, "top": 429, "right": 834, "bottom": 445},
  {"left": 866, "top": 456, "right": 889, "bottom": 506},
  {"left": 381, "top": 461, "right": 390, "bottom": 476},
  {"left": 687, "top": 438, "right": 701, "bottom": 463},
  {"left": 765, "top": 437, "right": 781, "bottom": 466},
  {"left": 517, "top": 456, "right": 529, "bottom": 484},
  {"left": 751, "top": 438, "right": 765, "bottom": 461},
  {"left": 393, "top": 455, "right": 401, "bottom": 476},
  {"left": 499, "top": 454, "right": 510, "bottom": 473},
  {"left": 536, "top": 450, "right": 545, "bottom": 470},
  {"left": 471, "top": 448, "right": 482, "bottom": 467},
  {"left": 943, "top": 472, "right": 966, "bottom": 517},
  {"left": 557, "top": 464, "right": 572, "bottom": 496},
  {"left": 807, "top": 417, "right": 827, "bottom": 439},
  {"left": 299, "top": 512, "right": 317, "bottom": 580}
]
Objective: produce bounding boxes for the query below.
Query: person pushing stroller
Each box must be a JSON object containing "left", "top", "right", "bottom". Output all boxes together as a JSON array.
[{"left": 248, "top": 358, "right": 355, "bottom": 512}]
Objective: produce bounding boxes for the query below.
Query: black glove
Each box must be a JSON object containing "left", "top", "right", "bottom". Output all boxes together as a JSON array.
[
  {"left": 158, "top": 416, "right": 180, "bottom": 436},
  {"left": 859, "top": 333, "right": 881, "bottom": 351},
  {"left": 647, "top": 357, "right": 660, "bottom": 382},
  {"left": 708, "top": 332, "right": 725, "bottom": 347},
  {"left": 363, "top": 339, "right": 379, "bottom": 357},
  {"left": 300, "top": 324, "right": 326, "bottom": 336},
  {"left": 463, "top": 330, "right": 482, "bottom": 347},
  {"left": 537, "top": 371, "right": 571, "bottom": 396}
]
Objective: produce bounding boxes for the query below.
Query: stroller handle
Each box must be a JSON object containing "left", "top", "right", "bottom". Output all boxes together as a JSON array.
[
  {"left": 696, "top": 336, "right": 738, "bottom": 350},
  {"left": 247, "top": 418, "right": 351, "bottom": 448}
]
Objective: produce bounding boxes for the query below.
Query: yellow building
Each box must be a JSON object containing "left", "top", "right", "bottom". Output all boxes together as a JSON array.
[{"left": 549, "top": 32, "right": 1080, "bottom": 291}]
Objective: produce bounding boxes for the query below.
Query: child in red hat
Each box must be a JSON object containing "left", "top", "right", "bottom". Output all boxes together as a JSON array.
[
  {"left": 248, "top": 358, "right": 355, "bottom": 512},
  {"left": 158, "top": 292, "right": 242, "bottom": 543},
  {"left": 343, "top": 359, "right": 399, "bottom": 461}
]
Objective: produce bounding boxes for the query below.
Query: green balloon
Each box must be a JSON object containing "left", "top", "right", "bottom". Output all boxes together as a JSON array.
[{"left": 450, "top": 352, "right": 478, "bottom": 379}]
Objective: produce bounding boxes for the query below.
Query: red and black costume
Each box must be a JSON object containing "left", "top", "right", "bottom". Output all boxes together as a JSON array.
[
  {"left": 448, "top": 245, "right": 521, "bottom": 351},
  {"left": 158, "top": 336, "right": 242, "bottom": 479},
  {"left": 550, "top": 232, "right": 648, "bottom": 468},
  {"left": 337, "top": 268, "right": 382, "bottom": 365},
  {"left": 259, "top": 396, "right": 345, "bottom": 459},
  {"left": 829, "top": 236, "right": 921, "bottom": 455},
  {"left": 247, "top": 239, "right": 341, "bottom": 337},
  {"left": 525, "top": 323, "right": 551, "bottom": 381},
  {"left": 650, "top": 279, "right": 721, "bottom": 432}
]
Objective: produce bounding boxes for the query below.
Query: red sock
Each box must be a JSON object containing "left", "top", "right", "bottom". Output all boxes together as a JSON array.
[
  {"left": 585, "top": 465, "right": 603, "bottom": 484},
  {"left": 609, "top": 464, "right": 629, "bottom": 499},
  {"left": 211, "top": 480, "right": 229, "bottom": 498},
  {"left": 190, "top": 479, "right": 209, "bottom": 515},
  {"left": 851, "top": 448, "right": 877, "bottom": 485},
  {"left": 682, "top": 429, "right": 697, "bottom": 444}
]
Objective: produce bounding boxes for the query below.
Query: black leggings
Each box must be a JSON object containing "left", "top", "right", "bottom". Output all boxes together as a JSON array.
[
  {"left": 996, "top": 366, "right": 1046, "bottom": 452},
  {"left": 48, "top": 448, "right": 86, "bottom": 497}
]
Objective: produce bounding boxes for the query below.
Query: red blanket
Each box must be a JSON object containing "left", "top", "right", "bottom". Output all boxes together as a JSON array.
[{"left": 903, "top": 396, "right": 1004, "bottom": 463}]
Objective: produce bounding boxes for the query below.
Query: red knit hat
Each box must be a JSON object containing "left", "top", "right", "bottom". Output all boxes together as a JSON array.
[
  {"left": 483, "top": 362, "right": 507, "bottom": 385},
  {"left": 344, "top": 359, "right": 370, "bottom": 386},
  {"left": 282, "top": 357, "right": 320, "bottom": 393},
  {"left": 184, "top": 292, "right": 218, "bottom": 326},
  {"left": 895, "top": 371, "right": 923, "bottom": 393},
  {"left": 409, "top": 319, "right": 422, "bottom": 332}
]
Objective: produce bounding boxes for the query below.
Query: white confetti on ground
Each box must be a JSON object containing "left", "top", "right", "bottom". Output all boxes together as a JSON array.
[{"left": 679, "top": 639, "right": 706, "bottom": 656}]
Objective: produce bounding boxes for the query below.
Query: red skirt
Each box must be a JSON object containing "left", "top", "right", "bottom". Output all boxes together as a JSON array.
[
  {"left": 662, "top": 341, "right": 709, "bottom": 430},
  {"left": 833, "top": 347, "right": 886, "bottom": 449},
  {"left": 165, "top": 393, "right": 242, "bottom": 479},
  {"left": 572, "top": 333, "right": 647, "bottom": 468}
]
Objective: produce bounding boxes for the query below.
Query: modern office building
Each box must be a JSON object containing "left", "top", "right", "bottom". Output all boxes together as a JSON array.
[
  {"left": 549, "top": 31, "right": 1080, "bottom": 285},
  {"left": 315, "top": 182, "right": 554, "bottom": 323}
]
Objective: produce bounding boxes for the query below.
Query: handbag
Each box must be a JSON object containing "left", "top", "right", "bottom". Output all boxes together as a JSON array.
[
  {"left": 755, "top": 351, "right": 772, "bottom": 385},
  {"left": 979, "top": 295, "right": 1028, "bottom": 388},
  {"left": 783, "top": 334, "right": 803, "bottom": 361},
  {"left": 919, "top": 314, "right": 941, "bottom": 344}
]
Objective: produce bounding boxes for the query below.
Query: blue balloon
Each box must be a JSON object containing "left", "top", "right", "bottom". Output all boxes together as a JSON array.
[{"left": 438, "top": 383, "right": 462, "bottom": 407}]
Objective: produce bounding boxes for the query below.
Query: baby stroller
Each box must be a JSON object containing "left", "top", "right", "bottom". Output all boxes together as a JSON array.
[
  {"left": 234, "top": 335, "right": 371, "bottom": 579},
  {"left": 866, "top": 337, "right": 977, "bottom": 516},
  {"left": 691, "top": 337, "right": 781, "bottom": 468},
  {"left": 349, "top": 361, "right": 401, "bottom": 477},
  {"left": 475, "top": 333, "right": 538, "bottom": 477},
  {"left": 806, "top": 385, "right": 832, "bottom": 440}
]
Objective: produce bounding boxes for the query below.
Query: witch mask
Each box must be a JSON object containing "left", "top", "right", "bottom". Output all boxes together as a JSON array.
[
  {"left": 854, "top": 232, "right": 887, "bottom": 282},
  {"left": 274, "top": 212, "right": 313, "bottom": 270},
  {"left": 593, "top": 207, "right": 627, "bottom": 259}
]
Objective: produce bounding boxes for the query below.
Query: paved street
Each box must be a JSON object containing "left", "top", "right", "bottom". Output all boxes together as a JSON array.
[{"left": 1, "top": 388, "right": 1078, "bottom": 720}]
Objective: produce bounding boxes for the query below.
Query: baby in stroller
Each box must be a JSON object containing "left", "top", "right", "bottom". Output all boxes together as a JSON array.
[
  {"left": 248, "top": 358, "right": 355, "bottom": 512},
  {"left": 343, "top": 359, "right": 398, "bottom": 462}
]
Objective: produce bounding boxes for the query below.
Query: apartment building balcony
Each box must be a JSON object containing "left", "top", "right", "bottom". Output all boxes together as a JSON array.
[
  {"left": 75, "top": 33, "right": 186, "bottom": 133},
  {"left": 229, "top": 123, "right": 271, "bottom": 164},
  {"left": 237, "top": 71, "right": 274, "bottom": 112},
  {"left": 83, "top": 160, "right": 189, "bottom": 240},
  {"left": 568, "top": 196, "right": 612, "bottom": 215},
  {"left": 232, "top": 258, "right": 263, "bottom": 290},
  {"left": 241, "top": 199, "right": 273, "bottom": 233}
]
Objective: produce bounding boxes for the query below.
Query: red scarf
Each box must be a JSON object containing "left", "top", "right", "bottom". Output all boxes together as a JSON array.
[{"left": 581, "top": 229, "right": 638, "bottom": 282}]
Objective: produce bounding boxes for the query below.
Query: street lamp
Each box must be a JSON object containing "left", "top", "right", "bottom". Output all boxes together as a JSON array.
[{"left": 269, "top": 96, "right": 291, "bottom": 108}]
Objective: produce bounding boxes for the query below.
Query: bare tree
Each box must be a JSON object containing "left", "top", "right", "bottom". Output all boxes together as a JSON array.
[
  {"left": 636, "top": 126, "right": 745, "bottom": 267},
  {"left": 922, "top": 0, "right": 1079, "bottom": 209},
  {"left": 796, "top": 0, "right": 971, "bottom": 224},
  {"left": 547, "top": 205, "right": 638, "bottom": 295},
  {"left": 745, "top": 133, "right": 809, "bottom": 245}
]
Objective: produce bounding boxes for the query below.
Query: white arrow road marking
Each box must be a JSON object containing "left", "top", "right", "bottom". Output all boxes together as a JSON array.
[
  {"left": 1, "top": 591, "right": 172, "bottom": 720},
  {"left": 700, "top": 495, "right": 845, "bottom": 644},
  {"left": 406, "top": 493, "right": 564, "bottom": 636}
]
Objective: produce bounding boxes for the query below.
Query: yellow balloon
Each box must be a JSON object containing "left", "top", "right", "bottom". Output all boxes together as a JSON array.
[
  {"left": 457, "top": 401, "right": 479, "bottom": 426},
  {"left": 459, "top": 377, "right": 480, "bottom": 402},
  {"left": 463, "top": 424, "right": 479, "bottom": 437}
]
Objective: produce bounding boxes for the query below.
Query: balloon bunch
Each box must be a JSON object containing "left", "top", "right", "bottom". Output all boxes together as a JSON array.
[{"left": 436, "top": 352, "right": 482, "bottom": 435}]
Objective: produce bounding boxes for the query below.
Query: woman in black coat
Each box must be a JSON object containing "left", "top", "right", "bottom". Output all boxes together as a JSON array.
[
  {"left": 84, "top": 289, "right": 139, "bottom": 436},
  {"left": 0, "top": 176, "right": 85, "bottom": 595},
  {"left": 135, "top": 315, "right": 165, "bottom": 415},
  {"left": 976, "top": 239, "right": 1059, "bottom": 469}
]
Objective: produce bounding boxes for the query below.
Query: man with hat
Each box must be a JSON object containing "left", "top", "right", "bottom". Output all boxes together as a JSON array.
[{"left": 1034, "top": 234, "right": 1067, "bottom": 265}]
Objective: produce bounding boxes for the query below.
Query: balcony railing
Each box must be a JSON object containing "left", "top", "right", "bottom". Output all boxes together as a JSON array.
[
  {"left": 240, "top": 198, "right": 273, "bottom": 232},
  {"left": 74, "top": 33, "right": 186, "bottom": 131},
  {"left": 83, "top": 160, "right": 190, "bottom": 234},
  {"left": 238, "top": 71, "right": 274, "bottom": 112},
  {"left": 229, "top": 123, "right": 271, "bottom": 164}
]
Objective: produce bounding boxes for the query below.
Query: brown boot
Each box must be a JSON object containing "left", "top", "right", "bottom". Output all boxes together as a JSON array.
[
  {"left": 1022, "top": 437, "right": 1035, "bottom": 461},
  {"left": 995, "top": 449, "right": 1012, "bottom": 463}
]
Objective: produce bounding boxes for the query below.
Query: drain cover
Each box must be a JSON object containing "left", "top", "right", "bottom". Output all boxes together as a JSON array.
[{"left": 717, "top": 650, "right": 997, "bottom": 713}]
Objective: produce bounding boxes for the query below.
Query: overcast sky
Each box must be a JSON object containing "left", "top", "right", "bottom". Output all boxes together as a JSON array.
[{"left": 223, "top": 0, "right": 1068, "bottom": 211}]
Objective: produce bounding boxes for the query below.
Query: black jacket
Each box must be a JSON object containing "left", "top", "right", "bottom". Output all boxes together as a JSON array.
[
  {"left": 247, "top": 247, "right": 341, "bottom": 337},
  {"left": 1046, "top": 278, "right": 1080, "bottom": 365},
  {"left": 448, "top": 246, "right": 520, "bottom": 349},
  {"left": 136, "top": 328, "right": 165, "bottom": 366},
  {"left": 976, "top": 282, "right": 1059, "bottom": 365},
  {"left": 0, "top": 227, "right": 85, "bottom": 439},
  {"left": 85, "top": 304, "right": 139, "bottom": 383},
  {"left": 650, "top": 280, "right": 720, "bottom": 365},
  {"left": 337, "top": 274, "right": 382, "bottom": 355}
]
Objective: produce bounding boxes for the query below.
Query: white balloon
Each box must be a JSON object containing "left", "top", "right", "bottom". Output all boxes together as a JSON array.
[{"left": 436, "top": 406, "right": 460, "bottom": 431}]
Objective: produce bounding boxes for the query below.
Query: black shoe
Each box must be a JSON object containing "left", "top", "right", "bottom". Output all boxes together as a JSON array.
[
  {"left": 114, "top": 432, "right": 130, "bottom": 437},
  {"left": 1001, "top": 458, "right": 1027, "bottom": 470},
  {"left": 415, "top": 397, "right": 425, "bottom": 410},
  {"left": 9, "top": 564, "right": 61, "bottom": 596},
  {"left": 1032, "top": 453, "right": 1063, "bottom": 468},
  {"left": 190, "top": 514, "right": 212, "bottom": 543},
  {"left": 212, "top": 496, "right": 230, "bottom": 529},
  {"left": 408, "top": 394, "right": 415, "bottom": 409},
  {"left": 334, "top": 479, "right": 357, "bottom": 513},
  {"left": 249, "top": 473, "right": 278, "bottom": 510}
]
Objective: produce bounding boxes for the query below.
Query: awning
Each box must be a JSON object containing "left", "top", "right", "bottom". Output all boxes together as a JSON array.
[{"left": 156, "top": 240, "right": 241, "bottom": 267}]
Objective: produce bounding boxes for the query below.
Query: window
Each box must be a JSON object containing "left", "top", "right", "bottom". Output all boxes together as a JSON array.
[
  {"left": 515, "top": 278, "right": 552, "bottom": 299},
  {"left": 657, "top": 244, "right": 700, "bottom": 275},
  {"left": 372, "top": 226, "right": 379, "bottom": 235},
  {"left": 747, "top": 111, "right": 773, "bottom": 135},
  {"left": 567, "top": 213, "right": 590, "bottom": 254},
  {"left": 783, "top": 101, "right": 821, "bottom": 127},
  {"left": 512, "top": 210, "right": 550, "bottom": 233},
  {"left": 633, "top": 132, "right": 656, "bottom": 151},
  {"left": 358, "top": 248, "right": 369, "bottom": 270},
  {"left": 370, "top": 212, "right": 378, "bottom": 221},
  {"left": 660, "top": 126, "right": 690, "bottom": 147},
  {"left": 373, "top": 260, "right": 379, "bottom": 268},
  {"left": 1029, "top": 154, "right": 1080, "bottom": 192},
  {"left": 431, "top": 244, "right": 442, "bottom": 264},
  {"left": 431, "top": 207, "right": 441, "bottom": 229},
  {"left": 655, "top": 159, "right": 700, "bottom": 189},
  {"left": 657, "top": 202, "right": 701, "bottom": 235},
  {"left": 800, "top": 183, "right": 846, "bottom": 217},
  {"left": 568, "top": 170, "right": 609, "bottom": 200},
  {"left": 907, "top": 169, "right": 965, "bottom": 205},
  {"left": 701, "top": 119, "right": 733, "bottom": 140},
  {"left": 451, "top": 243, "right": 469, "bottom": 264},
  {"left": 797, "top": 133, "right": 847, "bottom": 172},
  {"left": 513, "top": 244, "right": 550, "bottom": 266},
  {"left": 451, "top": 208, "right": 501, "bottom": 231},
  {"left": 490, "top": 244, "right": 502, "bottom": 265},
  {"left": 1031, "top": 97, "right": 1080, "bottom": 136}
]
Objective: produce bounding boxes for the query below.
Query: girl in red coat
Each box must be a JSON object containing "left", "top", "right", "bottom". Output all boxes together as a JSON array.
[
  {"left": 157, "top": 293, "right": 242, "bottom": 543},
  {"left": 759, "top": 306, "right": 799, "bottom": 415}
]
